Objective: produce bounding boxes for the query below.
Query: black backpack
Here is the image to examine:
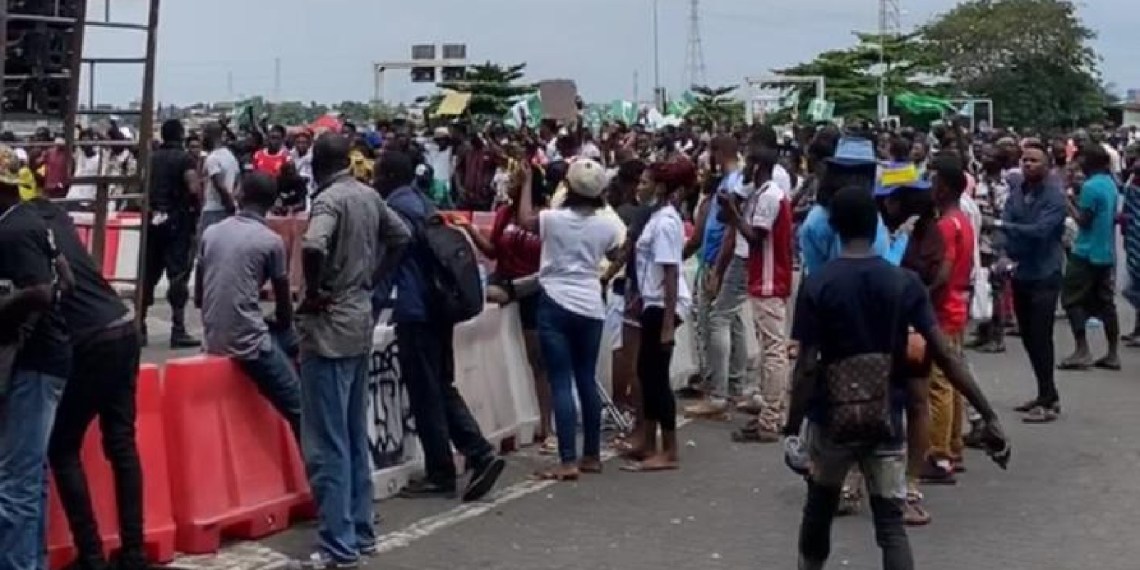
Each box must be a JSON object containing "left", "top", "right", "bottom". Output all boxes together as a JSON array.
[{"left": 412, "top": 192, "right": 484, "bottom": 324}]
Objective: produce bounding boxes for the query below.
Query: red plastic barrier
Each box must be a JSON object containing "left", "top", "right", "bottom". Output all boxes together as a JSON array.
[
  {"left": 46, "top": 365, "right": 176, "bottom": 569},
  {"left": 163, "top": 356, "right": 305, "bottom": 554}
]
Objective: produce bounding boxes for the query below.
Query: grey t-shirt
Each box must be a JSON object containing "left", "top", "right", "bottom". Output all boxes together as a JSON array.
[
  {"left": 203, "top": 147, "right": 240, "bottom": 213},
  {"left": 199, "top": 213, "right": 287, "bottom": 359},
  {"left": 299, "top": 173, "right": 412, "bottom": 358}
]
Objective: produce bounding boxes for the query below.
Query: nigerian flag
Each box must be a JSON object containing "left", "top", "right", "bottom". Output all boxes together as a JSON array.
[
  {"left": 608, "top": 100, "right": 638, "bottom": 124},
  {"left": 895, "top": 91, "right": 953, "bottom": 114},
  {"left": 504, "top": 93, "right": 542, "bottom": 128},
  {"left": 667, "top": 91, "right": 696, "bottom": 117}
]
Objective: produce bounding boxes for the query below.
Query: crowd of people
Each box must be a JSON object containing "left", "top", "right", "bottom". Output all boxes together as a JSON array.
[{"left": 0, "top": 107, "right": 1138, "bottom": 570}]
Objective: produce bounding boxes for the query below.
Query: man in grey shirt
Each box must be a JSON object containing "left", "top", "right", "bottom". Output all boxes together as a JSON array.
[
  {"left": 196, "top": 171, "right": 301, "bottom": 441},
  {"left": 292, "top": 133, "right": 410, "bottom": 569}
]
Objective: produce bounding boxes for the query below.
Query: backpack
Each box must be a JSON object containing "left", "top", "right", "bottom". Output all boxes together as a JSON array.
[
  {"left": 410, "top": 191, "right": 484, "bottom": 324},
  {"left": 821, "top": 274, "right": 906, "bottom": 446}
]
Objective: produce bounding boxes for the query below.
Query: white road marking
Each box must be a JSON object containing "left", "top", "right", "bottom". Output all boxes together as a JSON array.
[{"left": 168, "top": 417, "right": 694, "bottom": 567}]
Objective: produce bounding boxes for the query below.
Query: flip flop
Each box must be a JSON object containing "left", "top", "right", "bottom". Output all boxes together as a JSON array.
[
  {"left": 1056, "top": 358, "right": 1092, "bottom": 371},
  {"left": 579, "top": 461, "right": 604, "bottom": 474},
  {"left": 532, "top": 469, "right": 579, "bottom": 482},
  {"left": 1093, "top": 357, "right": 1122, "bottom": 371},
  {"left": 620, "top": 459, "right": 678, "bottom": 473}
]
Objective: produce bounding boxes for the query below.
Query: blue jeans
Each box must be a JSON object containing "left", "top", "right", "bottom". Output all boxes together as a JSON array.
[
  {"left": 0, "top": 369, "right": 67, "bottom": 570},
  {"left": 299, "top": 353, "right": 375, "bottom": 563},
  {"left": 536, "top": 293, "right": 604, "bottom": 465},
  {"left": 238, "top": 332, "right": 302, "bottom": 444}
]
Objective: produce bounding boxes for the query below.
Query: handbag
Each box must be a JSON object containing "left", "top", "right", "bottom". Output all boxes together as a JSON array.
[{"left": 822, "top": 274, "right": 907, "bottom": 446}]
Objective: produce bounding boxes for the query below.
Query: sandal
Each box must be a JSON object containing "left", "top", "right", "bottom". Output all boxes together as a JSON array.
[
  {"left": 1057, "top": 355, "right": 1092, "bottom": 371},
  {"left": 538, "top": 436, "right": 559, "bottom": 455},
  {"left": 533, "top": 467, "right": 580, "bottom": 481},
  {"left": 837, "top": 486, "right": 862, "bottom": 516},
  {"left": 903, "top": 492, "right": 932, "bottom": 526},
  {"left": 620, "top": 456, "right": 679, "bottom": 472},
  {"left": 1093, "top": 355, "right": 1122, "bottom": 371}
]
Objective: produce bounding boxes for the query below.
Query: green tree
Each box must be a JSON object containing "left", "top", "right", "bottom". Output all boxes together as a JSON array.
[
  {"left": 687, "top": 85, "right": 744, "bottom": 127},
  {"left": 436, "top": 62, "right": 535, "bottom": 119},
  {"left": 920, "top": 0, "right": 1108, "bottom": 128},
  {"left": 773, "top": 32, "right": 947, "bottom": 122}
]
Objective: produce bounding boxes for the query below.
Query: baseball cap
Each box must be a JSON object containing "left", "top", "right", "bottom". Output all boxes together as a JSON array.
[
  {"left": 565, "top": 159, "right": 607, "bottom": 199},
  {"left": 433, "top": 126, "right": 450, "bottom": 139}
]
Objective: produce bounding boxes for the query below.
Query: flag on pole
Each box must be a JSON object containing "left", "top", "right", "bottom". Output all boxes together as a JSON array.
[
  {"left": 504, "top": 92, "right": 542, "bottom": 128},
  {"left": 894, "top": 91, "right": 953, "bottom": 114},
  {"left": 667, "top": 91, "right": 697, "bottom": 117}
]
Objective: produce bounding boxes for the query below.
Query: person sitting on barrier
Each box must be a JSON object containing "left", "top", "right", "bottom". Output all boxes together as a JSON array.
[
  {"left": 0, "top": 167, "right": 73, "bottom": 570},
  {"left": 374, "top": 149, "right": 508, "bottom": 502},
  {"left": 30, "top": 194, "right": 148, "bottom": 570},
  {"left": 291, "top": 133, "right": 411, "bottom": 570},
  {"left": 519, "top": 158, "right": 626, "bottom": 481},
  {"left": 196, "top": 171, "right": 303, "bottom": 443}
]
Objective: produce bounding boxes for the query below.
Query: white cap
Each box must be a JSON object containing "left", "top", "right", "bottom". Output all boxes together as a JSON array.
[{"left": 565, "top": 159, "right": 607, "bottom": 198}]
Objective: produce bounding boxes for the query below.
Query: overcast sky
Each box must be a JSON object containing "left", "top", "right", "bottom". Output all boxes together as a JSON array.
[{"left": 84, "top": 0, "right": 1137, "bottom": 106}]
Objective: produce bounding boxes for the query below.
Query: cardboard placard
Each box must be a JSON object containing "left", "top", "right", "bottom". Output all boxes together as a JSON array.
[{"left": 539, "top": 80, "right": 579, "bottom": 123}]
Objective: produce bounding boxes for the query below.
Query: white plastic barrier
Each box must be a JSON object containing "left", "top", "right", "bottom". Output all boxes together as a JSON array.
[
  {"left": 365, "top": 304, "right": 539, "bottom": 500},
  {"left": 68, "top": 211, "right": 142, "bottom": 284}
]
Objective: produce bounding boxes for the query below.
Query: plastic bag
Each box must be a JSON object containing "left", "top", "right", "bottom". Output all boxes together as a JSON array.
[{"left": 970, "top": 267, "right": 993, "bottom": 321}]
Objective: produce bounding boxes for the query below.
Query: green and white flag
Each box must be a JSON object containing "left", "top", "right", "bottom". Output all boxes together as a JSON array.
[
  {"left": 667, "top": 91, "right": 697, "bottom": 118},
  {"left": 608, "top": 100, "right": 638, "bottom": 124},
  {"left": 504, "top": 92, "right": 542, "bottom": 128},
  {"left": 807, "top": 98, "right": 834, "bottom": 122}
]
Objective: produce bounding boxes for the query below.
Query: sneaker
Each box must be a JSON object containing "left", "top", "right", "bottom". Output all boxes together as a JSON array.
[
  {"left": 463, "top": 455, "right": 506, "bottom": 502},
  {"left": 903, "top": 495, "right": 932, "bottom": 526},
  {"left": 358, "top": 541, "right": 378, "bottom": 557},
  {"left": 398, "top": 478, "right": 457, "bottom": 499},
  {"left": 287, "top": 552, "right": 358, "bottom": 570},
  {"left": 1021, "top": 405, "right": 1059, "bottom": 424}
]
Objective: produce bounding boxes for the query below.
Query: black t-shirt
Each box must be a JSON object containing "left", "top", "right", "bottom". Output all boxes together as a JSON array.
[
  {"left": 0, "top": 203, "right": 72, "bottom": 378},
  {"left": 31, "top": 199, "right": 128, "bottom": 345},
  {"left": 149, "top": 143, "right": 197, "bottom": 214},
  {"left": 791, "top": 256, "right": 937, "bottom": 432}
]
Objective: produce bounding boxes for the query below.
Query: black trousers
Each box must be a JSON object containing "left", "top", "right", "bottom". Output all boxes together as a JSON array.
[
  {"left": 638, "top": 307, "right": 678, "bottom": 431},
  {"left": 142, "top": 217, "right": 193, "bottom": 310},
  {"left": 396, "top": 322, "right": 493, "bottom": 486},
  {"left": 48, "top": 324, "right": 145, "bottom": 567},
  {"left": 1012, "top": 275, "right": 1062, "bottom": 405}
]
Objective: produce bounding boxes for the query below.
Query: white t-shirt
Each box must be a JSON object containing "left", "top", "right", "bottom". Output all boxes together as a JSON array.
[
  {"left": 289, "top": 148, "right": 314, "bottom": 193},
  {"left": 959, "top": 193, "right": 983, "bottom": 278},
  {"left": 538, "top": 208, "right": 625, "bottom": 320},
  {"left": 635, "top": 204, "right": 692, "bottom": 316},
  {"left": 425, "top": 142, "right": 453, "bottom": 186},
  {"left": 67, "top": 150, "right": 101, "bottom": 201},
  {"left": 203, "top": 147, "right": 240, "bottom": 212}
]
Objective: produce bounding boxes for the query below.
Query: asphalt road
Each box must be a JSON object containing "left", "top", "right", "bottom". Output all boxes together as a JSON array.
[{"left": 151, "top": 309, "right": 1140, "bottom": 570}]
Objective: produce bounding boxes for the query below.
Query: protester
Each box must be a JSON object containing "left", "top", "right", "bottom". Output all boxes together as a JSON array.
[
  {"left": 0, "top": 167, "right": 72, "bottom": 569},
  {"left": 968, "top": 145, "right": 1012, "bottom": 353},
  {"left": 197, "top": 171, "right": 302, "bottom": 441},
  {"left": 621, "top": 158, "right": 694, "bottom": 472},
  {"left": 784, "top": 184, "right": 1007, "bottom": 570},
  {"left": 720, "top": 146, "right": 794, "bottom": 443},
  {"left": 1123, "top": 163, "right": 1140, "bottom": 347},
  {"left": 521, "top": 158, "right": 624, "bottom": 481},
  {"left": 34, "top": 193, "right": 146, "bottom": 570},
  {"left": 253, "top": 125, "right": 291, "bottom": 177},
  {"left": 1058, "top": 144, "right": 1121, "bottom": 370},
  {"left": 458, "top": 161, "right": 552, "bottom": 451},
  {"left": 377, "top": 150, "right": 507, "bottom": 501},
  {"left": 142, "top": 119, "right": 202, "bottom": 348},
  {"left": 987, "top": 141, "right": 1067, "bottom": 423},
  {"left": 289, "top": 128, "right": 316, "bottom": 196},
  {"left": 293, "top": 133, "right": 411, "bottom": 568}
]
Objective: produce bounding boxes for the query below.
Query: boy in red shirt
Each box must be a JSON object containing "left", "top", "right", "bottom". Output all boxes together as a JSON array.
[{"left": 924, "top": 153, "right": 976, "bottom": 483}]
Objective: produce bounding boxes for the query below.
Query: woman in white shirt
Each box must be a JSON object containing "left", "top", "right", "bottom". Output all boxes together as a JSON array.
[
  {"left": 622, "top": 159, "right": 695, "bottom": 472},
  {"left": 518, "top": 159, "right": 625, "bottom": 481}
]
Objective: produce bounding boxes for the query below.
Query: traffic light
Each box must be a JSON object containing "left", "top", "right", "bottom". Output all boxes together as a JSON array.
[{"left": 411, "top": 67, "right": 436, "bottom": 83}]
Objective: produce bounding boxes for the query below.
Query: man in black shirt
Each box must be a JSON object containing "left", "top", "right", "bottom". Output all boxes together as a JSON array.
[
  {"left": 143, "top": 119, "right": 201, "bottom": 348},
  {"left": 0, "top": 170, "right": 72, "bottom": 569},
  {"left": 31, "top": 197, "right": 147, "bottom": 570}
]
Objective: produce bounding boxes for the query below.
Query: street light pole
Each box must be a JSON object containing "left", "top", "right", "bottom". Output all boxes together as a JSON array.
[{"left": 653, "top": 0, "right": 661, "bottom": 110}]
